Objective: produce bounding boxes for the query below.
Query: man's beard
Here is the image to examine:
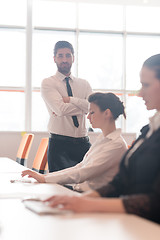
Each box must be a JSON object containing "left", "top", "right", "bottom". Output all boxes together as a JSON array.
[{"left": 57, "top": 63, "right": 72, "bottom": 75}]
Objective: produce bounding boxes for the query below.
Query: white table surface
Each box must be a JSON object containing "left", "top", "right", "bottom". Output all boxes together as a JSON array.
[{"left": 0, "top": 157, "right": 160, "bottom": 240}]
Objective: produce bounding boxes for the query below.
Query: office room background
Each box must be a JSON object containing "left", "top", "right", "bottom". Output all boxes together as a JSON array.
[{"left": 0, "top": 0, "right": 160, "bottom": 165}]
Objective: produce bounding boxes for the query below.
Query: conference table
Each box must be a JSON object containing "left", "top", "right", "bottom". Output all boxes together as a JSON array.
[{"left": 0, "top": 158, "right": 160, "bottom": 240}]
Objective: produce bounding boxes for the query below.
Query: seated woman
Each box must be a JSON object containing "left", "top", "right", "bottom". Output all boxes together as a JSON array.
[
  {"left": 22, "top": 92, "right": 127, "bottom": 192},
  {"left": 42, "top": 54, "right": 160, "bottom": 224}
]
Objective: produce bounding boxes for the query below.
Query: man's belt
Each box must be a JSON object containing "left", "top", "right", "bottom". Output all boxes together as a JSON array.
[{"left": 50, "top": 133, "right": 89, "bottom": 143}]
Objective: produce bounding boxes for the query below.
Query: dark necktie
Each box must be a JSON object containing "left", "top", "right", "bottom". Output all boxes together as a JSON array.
[{"left": 65, "top": 77, "right": 79, "bottom": 128}]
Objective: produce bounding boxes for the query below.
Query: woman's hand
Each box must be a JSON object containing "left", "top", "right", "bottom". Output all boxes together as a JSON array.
[
  {"left": 21, "top": 170, "right": 45, "bottom": 183},
  {"left": 43, "top": 195, "right": 126, "bottom": 213},
  {"left": 43, "top": 195, "right": 101, "bottom": 213}
]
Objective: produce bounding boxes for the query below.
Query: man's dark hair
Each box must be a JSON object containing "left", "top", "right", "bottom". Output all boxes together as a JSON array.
[{"left": 54, "top": 41, "right": 74, "bottom": 56}]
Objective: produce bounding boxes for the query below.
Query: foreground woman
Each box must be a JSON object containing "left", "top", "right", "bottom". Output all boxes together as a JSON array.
[
  {"left": 22, "top": 92, "right": 127, "bottom": 192},
  {"left": 44, "top": 54, "right": 160, "bottom": 224}
]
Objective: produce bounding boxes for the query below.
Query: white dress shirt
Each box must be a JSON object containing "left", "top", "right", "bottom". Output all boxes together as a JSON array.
[
  {"left": 41, "top": 71, "right": 92, "bottom": 138},
  {"left": 45, "top": 129, "right": 128, "bottom": 191}
]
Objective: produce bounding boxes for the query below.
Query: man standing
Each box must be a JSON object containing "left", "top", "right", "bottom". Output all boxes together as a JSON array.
[{"left": 41, "top": 41, "right": 92, "bottom": 172}]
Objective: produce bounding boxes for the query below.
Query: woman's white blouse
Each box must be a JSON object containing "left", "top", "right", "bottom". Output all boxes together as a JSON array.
[{"left": 45, "top": 129, "right": 127, "bottom": 191}]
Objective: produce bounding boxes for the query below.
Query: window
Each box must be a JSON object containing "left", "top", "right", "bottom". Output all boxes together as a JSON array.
[
  {"left": 126, "top": 6, "right": 160, "bottom": 33},
  {"left": 0, "top": 0, "right": 26, "bottom": 26},
  {"left": 126, "top": 35, "right": 160, "bottom": 90},
  {"left": 0, "top": 29, "right": 26, "bottom": 87},
  {"left": 78, "top": 33, "right": 123, "bottom": 89},
  {"left": 78, "top": 3, "right": 123, "bottom": 31},
  {"left": 1, "top": 0, "right": 160, "bottom": 134},
  {"left": 33, "top": 0, "right": 76, "bottom": 28},
  {"left": 0, "top": 91, "right": 25, "bottom": 130}
]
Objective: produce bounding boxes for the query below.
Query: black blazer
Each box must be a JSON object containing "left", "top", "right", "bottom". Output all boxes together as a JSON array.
[{"left": 98, "top": 125, "right": 160, "bottom": 223}]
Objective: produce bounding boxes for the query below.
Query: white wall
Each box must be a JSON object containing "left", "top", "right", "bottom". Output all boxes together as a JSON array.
[{"left": 0, "top": 131, "right": 136, "bottom": 169}]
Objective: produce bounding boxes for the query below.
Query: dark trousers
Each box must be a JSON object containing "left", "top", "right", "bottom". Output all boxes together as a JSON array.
[{"left": 47, "top": 134, "right": 91, "bottom": 173}]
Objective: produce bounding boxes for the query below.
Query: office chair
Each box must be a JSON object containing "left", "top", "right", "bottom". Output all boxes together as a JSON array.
[
  {"left": 32, "top": 138, "right": 48, "bottom": 174},
  {"left": 16, "top": 133, "right": 34, "bottom": 166}
]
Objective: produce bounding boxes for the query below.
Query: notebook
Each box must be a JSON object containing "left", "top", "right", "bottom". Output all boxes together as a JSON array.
[{"left": 23, "top": 199, "right": 70, "bottom": 215}]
